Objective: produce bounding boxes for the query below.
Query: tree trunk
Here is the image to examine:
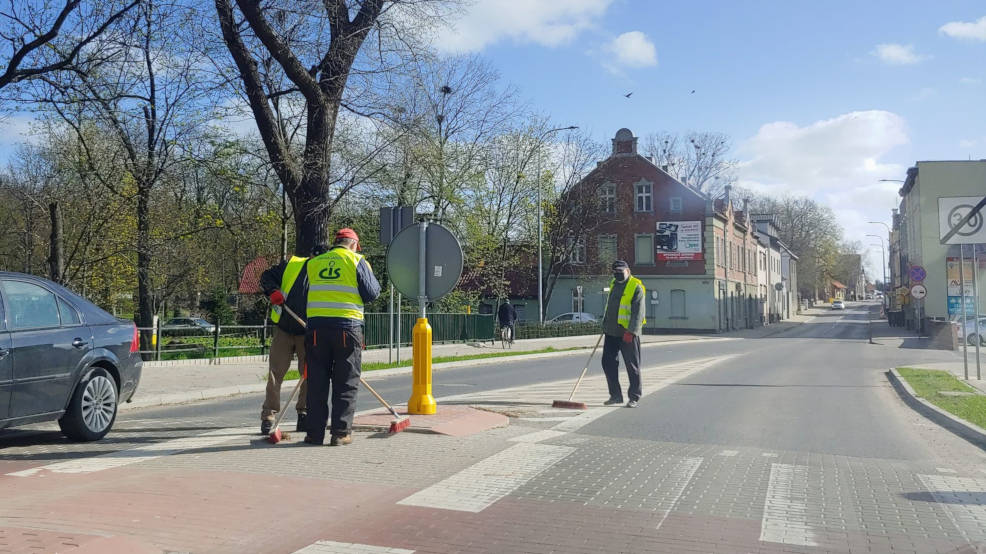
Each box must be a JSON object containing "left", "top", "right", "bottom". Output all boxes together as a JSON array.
[
  {"left": 48, "top": 202, "right": 64, "bottom": 284},
  {"left": 293, "top": 184, "right": 330, "bottom": 257},
  {"left": 136, "top": 185, "right": 153, "bottom": 352}
]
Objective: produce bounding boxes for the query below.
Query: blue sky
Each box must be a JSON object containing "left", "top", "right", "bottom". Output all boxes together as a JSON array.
[{"left": 433, "top": 0, "right": 986, "bottom": 278}]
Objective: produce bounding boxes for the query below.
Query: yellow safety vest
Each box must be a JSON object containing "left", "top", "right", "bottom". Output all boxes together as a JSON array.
[
  {"left": 306, "top": 247, "right": 365, "bottom": 321},
  {"left": 270, "top": 256, "right": 308, "bottom": 324},
  {"left": 609, "top": 276, "right": 646, "bottom": 329}
]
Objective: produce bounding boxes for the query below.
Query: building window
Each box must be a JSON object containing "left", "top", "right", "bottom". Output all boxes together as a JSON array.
[
  {"left": 597, "top": 234, "right": 617, "bottom": 264},
  {"left": 635, "top": 234, "right": 654, "bottom": 265},
  {"left": 599, "top": 184, "right": 616, "bottom": 214},
  {"left": 571, "top": 287, "right": 584, "bottom": 313},
  {"left": 569, "top": 237, "right": 585, "bottom": 264},
  {"left": 635, "top": 182, "right": 652, "bottom": 212},
  {"left": 670, "top": 289, "right": 686, "bottom": 318},
  {"left": 670, "top": 196, "right": 682, "bottom": 214}
]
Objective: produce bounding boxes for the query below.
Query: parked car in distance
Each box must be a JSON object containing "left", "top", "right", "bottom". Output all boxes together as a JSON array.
[
  {"left": 0, "top": 272, "right": 142, "bottom": 441},
  {"left": 546, "top": 312, "right": 599, "bottom": 324},
  {"left": 831, "top": 300, "right": 845, "bottom": 310},
  {"left": 952, "top": 315, "right": 986, "bottom": 346},
  {"left": 163, "top": 317, "right": 216, "bottom": 334}
]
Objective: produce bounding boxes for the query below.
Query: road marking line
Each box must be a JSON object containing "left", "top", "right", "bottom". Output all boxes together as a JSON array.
[
  {"left": 760, "top": 463, "right": 818, "bottom": 547},
  {"left": 655, "top": 457, "right": 703, "bottom": 530},
  {"left": 293, "top": 540, "right": 414, "bottom": 554},
  {"left": 917, "top": 474, "right": 986, "bottom": 544},
  {"left": 397, "top": 443, "right": 574, "bottom": 513},
  {"left": 6, "top": 427, "right": 253, "bottom": 476},
  {"left": 762, "top": 452, "right": 778, "bottom": 458},
  {"left": 508, "top": 430, "right": 569, "bottom": 443},
  {"left": 718, "top": 450, "right": 738, "bottom": 456},
  {"left": 935, "top": 467, "right": 957, "bottom": 474}
]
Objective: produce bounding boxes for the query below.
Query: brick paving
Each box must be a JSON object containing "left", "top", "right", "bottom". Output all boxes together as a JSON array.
[{"left": 4, "top": 321, "right": 986, "bottom": 553}]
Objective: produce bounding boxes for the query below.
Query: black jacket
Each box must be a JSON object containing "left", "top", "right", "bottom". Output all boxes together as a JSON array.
[
  {"left": 260, "top": 258, "right": 309, "bottom": 336},
  {"left": 497, "top": 302, "right": 517, "bottom": 325}
]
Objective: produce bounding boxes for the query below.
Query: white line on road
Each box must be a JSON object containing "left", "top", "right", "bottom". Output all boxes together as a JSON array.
[
  {"left": 6, "top": 427, "right": 254, "bottom": 477},
  {"left": 760, "top": 463, "right": 818, "bottom": 547},
  {"left": 396, "top": 443, "right": 574, "bottom": 513},
  {"left": 508, "top": 430, "right": 569, "bottom": 443},
  {"left": 718, "top": 450, "right": 738, "bottom": 456},
  {"left": 293, "top": 541, "right": 414, "bottom": 554},
  {"left": 655, "top": 457, "right": 704, "bottom": 530},
  {"left": 935, "top": 467, "right": 957, "bottom": 474},
  {"left": 917, "top": 474, "right": 986, "bottom": 544}
]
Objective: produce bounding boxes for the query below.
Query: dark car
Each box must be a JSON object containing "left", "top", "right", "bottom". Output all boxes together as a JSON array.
[{"left": 0, "top": 272, "right": 142, "bottom": 441}]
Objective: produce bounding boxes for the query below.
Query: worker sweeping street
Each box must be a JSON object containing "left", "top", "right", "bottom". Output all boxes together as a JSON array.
[
  {"left": 260, "top": 251, "right": 313, "bottom": 435},
  {"left": 600, "top": 260, "right": 646, "bottom": 408},
  {"left": 302, "top": 228, "right": 381, "bottom": 446}
]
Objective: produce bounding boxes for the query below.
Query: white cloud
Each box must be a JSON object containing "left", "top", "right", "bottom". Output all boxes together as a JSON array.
[
  {"left": 433, "top": 0, "right": 612, "bottom": 53},
  {"left": 871, "top": 43, "right": 928, "bottom": 65},
  {"left": 735, "top": 111, "right": 909, "bottom": 267},
  {"left": 940, "top": 15, "right": 986, "bottom": 41},
  {"left": 959, "top": 77, "right": 982, "bottom": 85},
  {"left": 603, "top": 31, "right": 657, "bottom": 69}
]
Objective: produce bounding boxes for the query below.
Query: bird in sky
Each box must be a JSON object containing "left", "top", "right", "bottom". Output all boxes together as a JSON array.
[
  {"left": 624, "top": 92, "right": 633, "bottom": 98},
  {"left": 690, "top": 90, "right": 696, "bottom": 94}
]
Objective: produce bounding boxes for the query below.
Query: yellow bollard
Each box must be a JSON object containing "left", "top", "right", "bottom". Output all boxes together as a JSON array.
[{"left": 408, "top": 317, "right": 436, "bottom": 414}]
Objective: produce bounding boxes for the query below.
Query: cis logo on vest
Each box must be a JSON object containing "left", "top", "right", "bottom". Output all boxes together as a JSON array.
[{"left": 319, "top": 261, "right": 341, "bottom": 280}]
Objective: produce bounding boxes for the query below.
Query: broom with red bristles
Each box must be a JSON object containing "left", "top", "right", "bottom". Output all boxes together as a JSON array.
[
  {"left": 268, "top": 364, "right": 306, "bottom": 444},
  {"left": 267, "top": 304, "right": 411, "bottom": 442}
]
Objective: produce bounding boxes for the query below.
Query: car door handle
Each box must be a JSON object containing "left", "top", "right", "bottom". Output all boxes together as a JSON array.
[{"left": 72, "top": 338, "right": 87, "bottom": 349}]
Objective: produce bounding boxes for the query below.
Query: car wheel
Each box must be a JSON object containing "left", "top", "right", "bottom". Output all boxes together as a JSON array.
[{"left": 58, "top": 367, "right": 118, "bottom": 442}]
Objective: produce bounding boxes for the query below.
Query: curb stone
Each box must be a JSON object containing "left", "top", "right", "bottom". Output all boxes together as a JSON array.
[{"left": 886, "top": 368, "right": 986, "bottom": 451}]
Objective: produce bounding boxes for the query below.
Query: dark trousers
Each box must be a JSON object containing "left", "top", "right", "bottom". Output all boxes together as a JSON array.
[
  {"left": 304, "top": 326, "right": 362, "bottom": 442},
  {"left": 601, "top": 333, "right": 641, "bottom": 402}
]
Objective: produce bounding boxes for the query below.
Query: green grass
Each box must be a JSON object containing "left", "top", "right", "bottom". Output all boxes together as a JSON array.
[
  {"left": 897, "top": 367, "right": 986, "bottom": 429},
  {"left": 281, "top": 346, "right": 584, "bottom": 381}
]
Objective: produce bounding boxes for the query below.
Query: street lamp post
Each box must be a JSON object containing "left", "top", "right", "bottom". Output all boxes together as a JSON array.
[
  {"left": 867, "top": 234, "right": 887, "bottom": 309},
  {"left": 536, "top": 125, "right": 578, "bottom": 325},
  {"left": 868, "top": 220, "right": 892, "bottom": 296}
]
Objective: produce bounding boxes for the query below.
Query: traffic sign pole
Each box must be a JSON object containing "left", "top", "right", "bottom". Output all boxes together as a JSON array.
[
  {"left": 409, "top": 221, "right": 436, "bottom": 415},
  {"left": 961, "top": 244, "right": 968, "bottom": 379},
  {"left": 974, "top": 246, "right": 981, "bottom": 380}
]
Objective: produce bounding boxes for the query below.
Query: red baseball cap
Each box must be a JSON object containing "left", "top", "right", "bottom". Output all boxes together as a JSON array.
[{"left": 335, "top": 228, "right": 361, "bottom": 250}]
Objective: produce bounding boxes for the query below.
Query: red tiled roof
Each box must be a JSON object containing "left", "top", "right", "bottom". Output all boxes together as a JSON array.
[{"left": 830, "top": 280, "right": 847, "bottom": 289}]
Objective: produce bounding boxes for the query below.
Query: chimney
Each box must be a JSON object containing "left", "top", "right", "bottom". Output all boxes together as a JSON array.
[{"left": 724, "top": 184, "right": 732, "bottom": 204}]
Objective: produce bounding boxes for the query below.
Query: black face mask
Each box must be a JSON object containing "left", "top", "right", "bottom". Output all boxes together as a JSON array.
[{"left": 613, "top": 271, "right": 627, "bottom": 282}]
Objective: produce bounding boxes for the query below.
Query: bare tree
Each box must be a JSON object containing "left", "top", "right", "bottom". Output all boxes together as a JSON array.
[
  {"left": 35, "top": 0, "right": 210, "bottom": 338},
  {"left": 213, "top": 0, "right": 446, "bottom": 254},
  {"left": 643, "top": 131, "right": 735, "bottom": 195},
  {"left": 540, "top": 130, "right": 607, "bottom": 316},
  {"left": 0, "top": 0, "right": 139, "bottom": 96}
]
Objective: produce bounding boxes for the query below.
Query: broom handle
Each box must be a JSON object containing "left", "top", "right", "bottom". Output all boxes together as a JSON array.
[
  {"left": 360, "top": 377, "right": 402, "bottom": 420},
  {"left": 567, "top": 333, "right": 605, "bottom": 401},
  {"left": 271, "top": 371, "right": 304, "bottom": 430},
  {"left": 281, "top": 303, "right": 402, "bottom": 419}
]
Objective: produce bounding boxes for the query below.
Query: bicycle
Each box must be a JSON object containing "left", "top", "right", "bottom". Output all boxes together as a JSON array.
[{"left": 500, "top": 324, "right": 514, "bottom": 349}]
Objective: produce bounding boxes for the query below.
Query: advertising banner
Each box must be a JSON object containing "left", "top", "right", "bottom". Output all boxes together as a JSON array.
[
  {"left": 945, "top": 257, "right": 974, "bottom": 297},
  {"left": 655, "top": 221, "right": 703, "bottom": 261}
]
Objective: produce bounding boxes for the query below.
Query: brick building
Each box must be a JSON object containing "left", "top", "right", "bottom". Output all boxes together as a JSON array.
[{"left": 545, "top": 128, "right": 765, "bottom": 332}]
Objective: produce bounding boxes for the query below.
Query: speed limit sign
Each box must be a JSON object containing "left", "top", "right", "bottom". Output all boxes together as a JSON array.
[{"left": 910, "top": 284, "right": 927, "bottom": 299}]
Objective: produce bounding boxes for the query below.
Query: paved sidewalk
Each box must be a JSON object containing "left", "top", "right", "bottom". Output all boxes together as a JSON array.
[{"left": 125, "top": 315, "right": 814, "bottom": 411}]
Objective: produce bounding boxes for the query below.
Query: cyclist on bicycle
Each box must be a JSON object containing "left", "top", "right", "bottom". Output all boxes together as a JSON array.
[{"left": 497, "top": 299, "right": 517, "bottom": 343}]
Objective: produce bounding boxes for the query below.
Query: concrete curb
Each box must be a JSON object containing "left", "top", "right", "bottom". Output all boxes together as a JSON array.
[
  {"left": 122, "top": 336, "right": 737, "bottom": 411},
  {"left": 886, "top": 368, "right": 986, "bottom": 451}
]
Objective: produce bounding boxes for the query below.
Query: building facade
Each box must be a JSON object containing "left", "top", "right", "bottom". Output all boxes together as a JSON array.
[
  {"left": 545, "top": 128, "right": 768, "bottom": 332},
  {"left": 894, "top": 160, "right": 986, "bottom": 328}
]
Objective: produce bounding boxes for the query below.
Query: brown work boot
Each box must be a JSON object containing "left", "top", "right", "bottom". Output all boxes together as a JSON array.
[{"left": 329, "top": 434, "right": 352, "bottom": 446}]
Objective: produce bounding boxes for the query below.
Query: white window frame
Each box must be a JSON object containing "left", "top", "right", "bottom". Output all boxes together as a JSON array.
[
  {"left": 634, "top": 233, "right": 655, "bottom": 265},
  {"left": 597, "top": 234, "right": 617, "bottom": 263},
  {"left": 569, "top": 236, "right": 586, "bottom": 264},
  {"left": 599, "top": 184, "right": 616, "bottom": 214},
  {"left": 634, "top": 181, "right": 652, "bottom": 212}
]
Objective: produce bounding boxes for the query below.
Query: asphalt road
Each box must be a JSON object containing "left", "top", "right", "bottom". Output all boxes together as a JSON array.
[{"left": 580, "top": 304, "right": 964, "bottom": 460}]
